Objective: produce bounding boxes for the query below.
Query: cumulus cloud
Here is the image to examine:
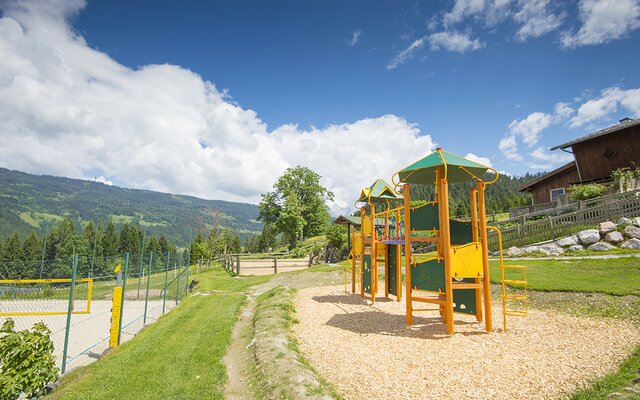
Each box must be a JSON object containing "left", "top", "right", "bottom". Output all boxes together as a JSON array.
[
  {"left": 464, "top": 153, "right": 493, "bottom": 167},
  {"left": 513, "top": 0, "right": 564, "bottom": 40},
  {"left": 561, "top": 0, "right": 640, "bottom": 47},
  {"left": 443, "top": 0, "right": 486, "bottom": 27},
  {"left": 428, "top": 31, "right": 484, "bottom": 52},
  {"left": 570, "top": 87, "right": 640, "bottom": 127},
  {"left": 386, "top": 37, "right": 426, "bottom": 70},
  {"left": 347, "top": 29, "right": 362, "bottom": 46},
  {"left": 0, "top": 0, "right": 436, "bottom": 209}
]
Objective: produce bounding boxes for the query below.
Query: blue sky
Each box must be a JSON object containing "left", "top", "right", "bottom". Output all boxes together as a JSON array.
[{"left": 1, "top": 0, "right": 640, "bottom": 208}]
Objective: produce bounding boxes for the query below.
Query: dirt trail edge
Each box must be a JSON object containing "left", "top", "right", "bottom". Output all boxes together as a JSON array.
[{"left": 223, "top": 266, "right": 344, "bottom": 400}]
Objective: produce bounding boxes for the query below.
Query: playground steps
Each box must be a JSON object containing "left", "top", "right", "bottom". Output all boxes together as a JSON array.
[{"left": 500, "top": 264, "right": 528, "bottom": 330}]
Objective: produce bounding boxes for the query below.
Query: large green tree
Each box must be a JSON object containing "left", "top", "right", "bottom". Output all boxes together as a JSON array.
[{"left": 258, "top": 166, "right": 333, "bottom": 247}]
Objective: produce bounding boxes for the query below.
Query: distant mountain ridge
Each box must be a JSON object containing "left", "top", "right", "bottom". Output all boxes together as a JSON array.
[{"left": 0, "top": 167, "right": 262, "bottom": 244}]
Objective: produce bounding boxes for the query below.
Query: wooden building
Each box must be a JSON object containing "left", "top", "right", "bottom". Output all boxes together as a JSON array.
[{"left": 520, "top": 118, "right": 640, "bottom": 204}]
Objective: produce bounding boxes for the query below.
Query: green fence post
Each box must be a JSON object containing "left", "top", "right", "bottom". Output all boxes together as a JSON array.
[
  {"left": 39, "top": 230, "right": 48, "bottom": 279},
  {"left": 136, "top": 227, "right": 147, "bottom": 300},
  {"left": 175, "top": 252, "right": 182, "bottom": 305},
  {"left": 162, "top": 251, "right": 170, "bottom": 314},
  {"left": 61, "top": 254, "right": 78, "bottom": 374},
  {"left": 184, "top": 261, "right": 190, "bottom": 297},
  {"left": 118, "top": 253, "right": 129, "bottom": 345},
  {"left": 143, "top": 252, "right": 153, "bottom": 324},
  {"left": 90, "top": 223, "right": 98, "bottom": 278}
]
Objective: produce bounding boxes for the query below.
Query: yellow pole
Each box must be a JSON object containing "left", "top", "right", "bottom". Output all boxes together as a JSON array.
[
  {"left": 438, "top": 166, "right": 455, "bottom": 334},
  {"left": 360, "top": 206, "right": 366, "bottom": 297},
  {"left": 351, "top": 230, "right": 356, "bottom": 294},
  {"left": 478, "top": 180, "right": 493, "bottom": 332},
  {"left": 470, "top": 188, "right": 483, "bottom": 322},
  {"left": 371, "top": 202, "right": 377, "bottom": 303},
  {"left": 396, "top": 208, "right": 402, "bottom": 301},
  {"left": 403, "top": 183, "right": 413, "bottom": 325}
]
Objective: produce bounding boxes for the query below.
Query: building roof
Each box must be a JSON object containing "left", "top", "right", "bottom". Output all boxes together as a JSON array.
[
  {"left": 519, "top": 161, "right": 576, "bottom": 191},
  {"left": 332, "top": 215, "right": 361, "bottom": 226},
  {"left": 550, "top": 118, "right": 640, "bottom": 150}
]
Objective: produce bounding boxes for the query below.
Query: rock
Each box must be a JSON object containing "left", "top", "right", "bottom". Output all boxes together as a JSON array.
[
  {"left": 588, "top": 242, "right": 615, "bottom": 251},
  {"left": 539, "top": 243, "right": 564, "bottom": 255},
  {"left": 633, "top": 217, "right": 640, "bottom": 227},
  {"left": 598, "top": 221, "right": 616, "bottom": 235},
  {"left": 577, "top": 229, "right": 600, "bottom": 245},
  {"left": 507, "top": 246, "right": 524, "bottom": 256},
  {"left": 556, "top": 235, "right": 579, "bottom": 247},
  {"left": 623, "top": 225, "right": 640, "bottom": 239},
  {"left": 604, "top": 231, "right": 624, "bottom": 243},
  {"left": 619, "top": 217, "right": 632, "bottom": 224},
  {"left": 568, "top": 244, "right": 584, "bottom": 252},
  {"left": 522, "top": 245, "right": 539, "bottom": 253},
  {"left": 621, "top": 238, "right": 640, "bottom": 249}
]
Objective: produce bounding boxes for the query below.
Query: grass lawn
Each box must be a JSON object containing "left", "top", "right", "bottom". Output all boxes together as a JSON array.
[
  {"left": 48, "top": 267, "right": 270, "bottom": 400},
  {"left": 570, "top": 347, "right": 640, "bottom": 400},
  {"left": 489, "top": 257, "right": 640, "bottom": 295}
]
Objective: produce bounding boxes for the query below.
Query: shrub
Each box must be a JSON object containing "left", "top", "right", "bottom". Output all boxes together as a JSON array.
[
  {"left": 569, "top": 183, "right": 606, "bottom": 201},
  {"left": 0, "top": 319, "right": 59, "bottom": 400}
]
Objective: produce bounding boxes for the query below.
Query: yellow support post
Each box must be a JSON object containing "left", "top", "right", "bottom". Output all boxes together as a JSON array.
[
  {"left": 360, "top": 206, "right": 366, "bottom": 297},
  {"left": 371, "top": 202, "right": 377, "bottom": 303},
  {"left": 351, "top": 230, "right": 356, "bottom": 294},
  {"left": 478, "top": 180, "right": 493, "bottom": 332},
  {"left": 403, "top": 183, "right": 413, "bottom": 325},
  {"left": 470, "top": 188, "right": 483, "bottom": 323},
  {"left": 437, "top": 165, "right": 455, "bottom": 334}
]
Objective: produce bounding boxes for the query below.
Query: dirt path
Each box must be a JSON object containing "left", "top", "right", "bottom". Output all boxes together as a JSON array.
[{"left": 223, "top": 266, "right": 344, "bottom": 399}]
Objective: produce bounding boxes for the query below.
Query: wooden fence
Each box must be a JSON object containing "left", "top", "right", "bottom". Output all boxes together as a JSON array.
[{"left": 489, "top": 192, "right": 640, "bottom": 250}]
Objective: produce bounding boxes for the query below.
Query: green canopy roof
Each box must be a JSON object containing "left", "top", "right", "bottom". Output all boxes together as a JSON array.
[
  {"left": 356, "top": 179, "right": 402, "bottom": 203},
  {"left": 397, "top": 150, "right": 491, "bottom": 185}
]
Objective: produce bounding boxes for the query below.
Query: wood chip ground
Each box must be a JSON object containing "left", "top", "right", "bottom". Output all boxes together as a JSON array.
[{"left": 293, "top": 285, "right": 640, "bottom": 400}]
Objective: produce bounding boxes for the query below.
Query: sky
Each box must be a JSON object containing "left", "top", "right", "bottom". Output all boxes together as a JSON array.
[{"left": 1, "top": 0, "right": 640, "bottom": 211}]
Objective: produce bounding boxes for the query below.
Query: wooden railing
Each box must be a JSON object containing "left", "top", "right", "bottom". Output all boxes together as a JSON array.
[{"left": 488, "top": 191, "right": 640, "bottom": 250}]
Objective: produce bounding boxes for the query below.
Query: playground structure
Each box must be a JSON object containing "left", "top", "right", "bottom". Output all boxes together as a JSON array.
[{"left": 346, "top": 149, "right": 528, "bottom": 333}]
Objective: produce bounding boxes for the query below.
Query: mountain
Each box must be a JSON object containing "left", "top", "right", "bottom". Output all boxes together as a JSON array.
[{"left": 0, "top": 168, "right": 262, "bottom": 244}]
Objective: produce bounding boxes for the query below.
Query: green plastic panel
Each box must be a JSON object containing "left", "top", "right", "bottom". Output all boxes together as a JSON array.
[
  {"left": 410, "top": 203, "right": 439, "bottom": 231},
  {"left": 453, "top": 279, "right": 477, "bottom": 315},
  {"left": 411, "top": 258, "right": 445, "bottom": 292},
  {"left": 450, "top": 219, "right": 473, "bottom": 245},
  {"left": 387, "top": 245, "right": 398, "bottom": 296},
  {"left": 363, "top": 254, "right": 372, "bottom": 294}
]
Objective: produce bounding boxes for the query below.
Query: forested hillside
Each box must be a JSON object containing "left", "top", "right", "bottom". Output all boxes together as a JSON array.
[
  {"left": 411, "top": 171, "right": 541, "bottom": 217},
  {"left": 0, "top": 168, "right": 261, "bottom": 245}
]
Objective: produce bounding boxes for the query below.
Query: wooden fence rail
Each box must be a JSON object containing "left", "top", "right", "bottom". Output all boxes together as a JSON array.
[{"left": 489, "top": 193, "right": 640, "bottom": 250}]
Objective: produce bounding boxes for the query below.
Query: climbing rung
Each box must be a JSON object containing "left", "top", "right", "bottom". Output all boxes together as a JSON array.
[
  {"left": 502, "top": 279, "right": 527, "bottom": 285},
  {"left": 503, "top": 294, "right": 527, "bottom": 301},
  {"left": 502, "top": 265, "right": 527, "bottom": 269},
  {"left": 505, "top": 309, "right": 528, "bottom": 316}
]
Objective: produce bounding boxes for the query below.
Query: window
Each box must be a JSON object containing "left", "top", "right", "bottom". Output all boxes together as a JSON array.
[
  {"left": 603, "top": 147, "right": 617, "bottom": 161},
  {"left": 550, "top": 187, "right": 565, "bottom": 202}
]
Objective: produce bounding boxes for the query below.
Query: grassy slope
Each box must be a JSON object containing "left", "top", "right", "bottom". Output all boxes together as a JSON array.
[
  {"left": 48, "top": 267, "right": 270, "bottom": 400},
  {"left": 489, "top": 257, "right": 640, "bottom": 295}
]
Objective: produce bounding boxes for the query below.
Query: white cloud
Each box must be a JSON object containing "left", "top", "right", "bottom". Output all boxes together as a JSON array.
[
  {"left": 444, "top": 0, "right": 486, "bottom": 27},
  {"left": 507, "top": 112, "right": 553, "bottom": 147},
  {"left": 94, "top": 176, "right": 113, "bottom": 186},
  {"left": 570, "top": 87, "right": 640, "bottom": 127},
  {"left": 528, "top": 147, "right": 574, "bottom": 170},
  {"left": 513, "top": 0, "right": 564, "bottom": 40},
  {"left": 561, "top": 0, "right": 640, "bottom": 47},
  {"left": 428, "top": 31, "right": 484, "bottom": 52},
  {"left": 0, "top": 0, "right": 436, "bottom": 209},
  {"left": 347, "top": 29, "right": 362, "bottom": 46},
  {"left": 464, "top": 153, "right": 493, "bottom": 167},
  {"left": 386, "top": 37, "right": 426, "bottom": 70},
  {"left": 498, "top": 135, "right": 522, "bottom": 161}
]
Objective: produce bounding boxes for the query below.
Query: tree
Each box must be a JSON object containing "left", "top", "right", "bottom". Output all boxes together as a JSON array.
[
  {"left": 258, "top": 166, "right": 333, "bottom": 247},
  {"left": 257, "top": 223, "right": 277, "bottom": 252},
  {"left": 2, "top": 233, "right": 22, "bottom": 264},
  {"left": 102, "top": 221, "right": 119, "bottom": 257}
]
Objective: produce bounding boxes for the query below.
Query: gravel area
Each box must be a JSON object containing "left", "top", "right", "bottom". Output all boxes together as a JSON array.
[{"left": 293, "top": 285, "right": 640, "bottom": 400}]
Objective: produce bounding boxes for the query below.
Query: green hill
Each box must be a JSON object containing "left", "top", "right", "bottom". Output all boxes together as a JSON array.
[{"left": 0, "top": 168, "right": 261, "bottom": 245}]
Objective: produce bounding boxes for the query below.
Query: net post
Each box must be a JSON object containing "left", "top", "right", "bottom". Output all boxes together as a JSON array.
[
  {"left": 61, "top": 254, "right": 78, "bottom": 374},
  {"left": 175, "top": 251, "right": 182, "bottom": 305},
  {"left": 184, "top": 261, "right": 190, "bottom": 297},
  {"left": 143, "top": 252, "right": 153, "bottom": 325},
  {"left": 118, "top": 253, "right": 129, "bottom": 345},
  {"left": 163, "top": 251, "right": 170, "bottom": 314}
]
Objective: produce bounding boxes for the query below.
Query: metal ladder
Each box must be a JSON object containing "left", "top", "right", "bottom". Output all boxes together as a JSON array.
[{"left": 500, "top": 263, "right": 528, "bottom": 332}]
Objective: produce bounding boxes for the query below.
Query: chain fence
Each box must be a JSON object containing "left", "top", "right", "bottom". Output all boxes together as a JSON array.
[{"left": 0, "top": 250, "right": 206, "bottom": 374}]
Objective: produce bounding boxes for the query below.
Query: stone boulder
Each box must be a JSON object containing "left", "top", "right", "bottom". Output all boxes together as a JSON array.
[
  {"left": 556, "top": 235, "right": 579, "bottom": 247},
  {"left": 577, "top": 229, "right": 600, "bottom": 245},
  {"left": 539, "top": 243, "right": 564, "bottom": 256},
  {"left": 623, "top": 225, "right": 640, "bottom": 239},
  {"left": 621, "top": 238, "right": 640, "bottom": 250},
  {"left": 619, "top": 217, "right": 632, "bottom": 225},
  {"left": 522, "top": 245, "right": 540, "bottom": 254},
  {"left": 598, "top": 221, "right": 616, "bottom": 235},
  {"left": 507, "top": 246, "right": 524, "bottom": 256},
  {"left": 588, "top": 242, "right": 615, "bottom": 251},
  {"left": 568, "top": 244, "right": 584, "bottom": 252},
  {"left": 633, "top": 217, "right": 640, "bottom": 227},
  {"left": 604, "top": 231, "right": 624, "bottom": 244}
]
